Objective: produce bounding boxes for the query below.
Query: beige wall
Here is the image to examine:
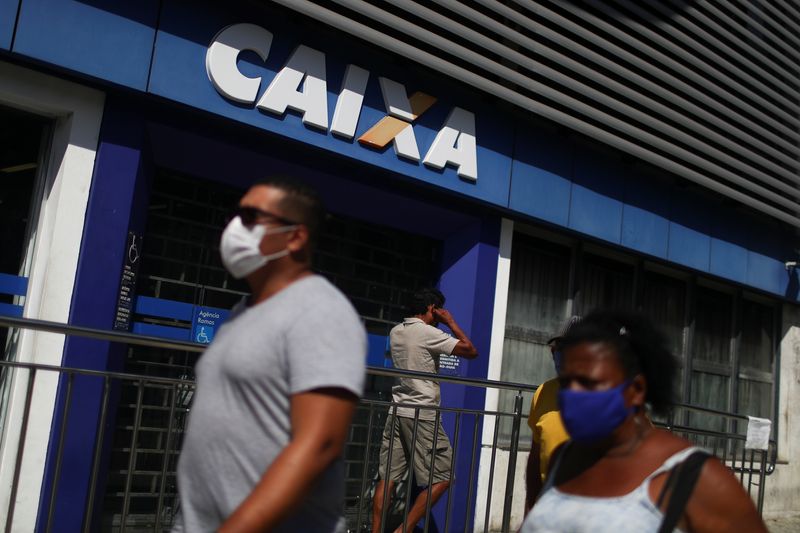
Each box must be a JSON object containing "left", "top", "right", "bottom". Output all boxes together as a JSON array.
[{"left": 761, "top": 303, "right": 800, "bottom": 519}]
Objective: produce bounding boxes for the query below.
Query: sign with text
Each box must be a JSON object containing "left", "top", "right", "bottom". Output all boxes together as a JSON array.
[
  {"left": 113, "top": 232, "right": 142, "bottom": 331},
  {"left": 148, "top": 3, "right": 513, "bottom": 207},
  {"left": 438, "top": 354, "right": 461, "bottom": 376},
  {"left": 191, "top": 306, "right": 231, "bottom": 344}
]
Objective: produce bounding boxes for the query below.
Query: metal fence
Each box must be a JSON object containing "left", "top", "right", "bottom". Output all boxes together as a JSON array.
[{"left": 0, "top": 317, "right": 776, "bottom": 532}]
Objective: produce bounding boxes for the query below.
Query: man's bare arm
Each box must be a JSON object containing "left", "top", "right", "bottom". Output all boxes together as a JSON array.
[
  {"left": 433, "top": 308, "right": 478, "bottom": 359},
  {"left": 219, "top": 388, "right": 357, "bottom": 532}
]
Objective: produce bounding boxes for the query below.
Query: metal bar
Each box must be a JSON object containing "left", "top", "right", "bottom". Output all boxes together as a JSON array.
[
  {"left": 483, "top": 412, "right": 502, "bottom": 533},
  {"left": 83, "top": 375, "right": 111, "bottom": 533},
  {"left": 0, "top": 315, "right": 203, "bottom": 353},
  {"left": 422, "top": 410, "right": 441, "bottom": 533},
  {"left": 443, "top": 411, "right": 462, "bottom": 533},
  {"left": 722, "top": 431, "right": 730, "bottom": 469},
  {"left": 739, "top": 443, "right": 747, "bottom": 483},
  {"left": 380, "top": 406, "right": 398, "bottom": 533},
  {"left": 747, "top": 449, "right": 755, "bottom": 497},
  {"left": 46, "top": 372, "right": 75, "bottom": 533},
  {"left": 154, "top": 382, "right": 180, "bottom": 532},
  {"left": 501, "top": 393, "right": 524, "bottom": 532},
  {"left": 0, "top": 317, "right": 540, "bottom": 393},
  {"left": 5, "top": 367, "right": 36, "bottom": 533},
  {"left": 401, "top": 409, "right": 421, "bottom": 533},
  {"left": 464, "top": 415, "right": 481, "bottom": 530},
  {"left": 355, "top": 403, "right": 375, "bottom": 531},
  {"left": 0, "top": 319, "right": 776, "bottom": 423},
  {"left": 120, "top": 380, "right": 145, "bottom": 533},
  {"left": 364, "top": 367, "right": 538, "bottom": 393},
  {"left": 757, "top": 450, "right": 768, "bottom": 514}
]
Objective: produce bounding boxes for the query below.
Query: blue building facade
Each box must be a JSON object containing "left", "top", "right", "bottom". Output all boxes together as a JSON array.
[{"left": 0, "top": 0, "right": 797, "bottom": 531}]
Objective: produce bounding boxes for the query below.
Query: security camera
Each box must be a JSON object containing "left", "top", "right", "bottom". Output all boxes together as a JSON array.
[{"left": 786, "top": 261, "right": 798, "bottom": 270}]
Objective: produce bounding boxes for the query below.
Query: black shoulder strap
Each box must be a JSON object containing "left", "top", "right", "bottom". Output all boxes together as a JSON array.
[
  {"left": 539, "top": 441, "right": 570, "bottom": 496},
  {"left": 657, "top": 451, "right": 711, "bottom": 533}
]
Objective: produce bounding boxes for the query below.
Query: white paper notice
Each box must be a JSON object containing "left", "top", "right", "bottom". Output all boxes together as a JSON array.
[{"left": 745, "top": 416, "right": 772, "bottom": 450}]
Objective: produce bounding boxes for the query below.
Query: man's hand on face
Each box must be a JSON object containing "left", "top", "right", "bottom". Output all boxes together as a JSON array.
[{"left": 432, "top": 307, "right": 454, "bottom": 326}]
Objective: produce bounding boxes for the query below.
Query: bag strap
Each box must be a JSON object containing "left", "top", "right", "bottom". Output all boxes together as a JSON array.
[
  {"left": 539, "top": 440, "right": 571, "bottom": 496},
  {"left": 657, "top": 451, "right": 711, "bottom": 533}
]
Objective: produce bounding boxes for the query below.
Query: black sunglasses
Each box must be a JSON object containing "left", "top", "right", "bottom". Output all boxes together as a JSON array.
[{"left": 229, "top": 206, "right": 297, "bottom": 226}]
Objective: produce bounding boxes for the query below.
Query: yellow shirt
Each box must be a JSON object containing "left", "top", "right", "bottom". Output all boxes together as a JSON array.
[{"left": 527, "top": 378, "right": 569, "bottom": 482}]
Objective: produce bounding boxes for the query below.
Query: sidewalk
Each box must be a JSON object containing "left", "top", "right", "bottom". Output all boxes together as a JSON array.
[{"left": 766, "top": 515, "right": 800, "bottom": 532}]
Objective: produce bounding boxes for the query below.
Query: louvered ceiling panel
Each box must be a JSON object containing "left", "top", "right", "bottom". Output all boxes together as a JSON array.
[{"left": 272, "top": 0, "right": 800, "bottom": 226}]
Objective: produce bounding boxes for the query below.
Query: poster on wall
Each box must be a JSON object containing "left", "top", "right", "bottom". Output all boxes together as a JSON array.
[
  {"left": 438, "top": 354, "right": 461, "bottom": 376},
  {"left": 113, "top": 231, "right": 142, "bottom": 331}
]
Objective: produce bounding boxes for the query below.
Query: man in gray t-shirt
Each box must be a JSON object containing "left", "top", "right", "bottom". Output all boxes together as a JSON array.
[
  {"left": 174, "top": 177, "right": 366, "bottom": 532},
  {"left": 372, "top": 288, "right": 478, "bottom": 533}
]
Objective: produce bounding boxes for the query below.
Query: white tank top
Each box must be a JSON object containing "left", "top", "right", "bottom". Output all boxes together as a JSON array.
[{"left": 520, "top": 446, "right": 703, "bottom": 533}]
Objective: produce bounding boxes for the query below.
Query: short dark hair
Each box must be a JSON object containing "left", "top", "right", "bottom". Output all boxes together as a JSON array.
[
  {"left": 253, "top": 175, "right": 325, "bottom": 245},
  {"left": 406, "top": 288, "right": 445, "bottom": 316},
  {"left": 560, "top": 309, "right": 678, "bottom": 415}
]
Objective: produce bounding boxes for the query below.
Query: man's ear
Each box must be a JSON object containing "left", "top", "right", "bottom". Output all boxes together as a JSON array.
[{"left": 286, "top": 224, "right": 310, "bottom": 253}]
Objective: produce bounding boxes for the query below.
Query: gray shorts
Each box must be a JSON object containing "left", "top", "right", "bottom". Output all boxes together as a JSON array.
[{"left": 378, "top": 414, "right": 453, "bottom": 486}]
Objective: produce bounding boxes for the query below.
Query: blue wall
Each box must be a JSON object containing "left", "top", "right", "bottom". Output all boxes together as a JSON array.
[
  {"left": 510, "top": 133, "right": 794, "bottom": 297},
  {"left": 4, "top": 0, "right": 796, "bottom": 300},
  {"left": 0, "top": 0, "right": 19, "bottom": 50},
  {"left": 37, "top": 98, "right": 155, "bottom": 532},
  {"left": 437, "top": 216, "right": 500, "bottom": 532},
  {"left": 13, "top": 0, "right": 159, "bottom": 89}
]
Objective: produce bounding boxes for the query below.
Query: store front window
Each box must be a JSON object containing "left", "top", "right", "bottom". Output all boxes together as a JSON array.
[{"left": 500, "top": 230, "right": 779, "bottom": 446}]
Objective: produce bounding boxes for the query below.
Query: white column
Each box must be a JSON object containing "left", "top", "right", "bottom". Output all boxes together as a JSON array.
[
  {"left": 0, "top": 60, "right": 104, "bottom": 532},
  {"left": 474, "top": 218, "right": 515, "bottom": 532}
]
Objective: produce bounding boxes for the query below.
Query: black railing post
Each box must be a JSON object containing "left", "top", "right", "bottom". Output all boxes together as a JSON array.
[{"left": 501, "top": 392, "right": 524, "bottom": 533}]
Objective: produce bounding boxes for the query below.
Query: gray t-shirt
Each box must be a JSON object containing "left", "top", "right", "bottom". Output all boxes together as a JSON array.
[
  {"left": 389, "top": 318, "right": 458, "bottom": 421},
  {"left": 174, "top": 275, "right": 367, "bottom": 533}
]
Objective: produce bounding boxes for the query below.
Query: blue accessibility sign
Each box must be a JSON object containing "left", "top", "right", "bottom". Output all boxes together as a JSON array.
[{"left": 191, "top": 306, "right": 230, "bottom": 344}]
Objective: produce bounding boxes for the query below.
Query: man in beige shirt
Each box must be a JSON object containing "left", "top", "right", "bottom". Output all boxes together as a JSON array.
[{"left": 372, "top": 288, "right": 478, "bottom": 533}]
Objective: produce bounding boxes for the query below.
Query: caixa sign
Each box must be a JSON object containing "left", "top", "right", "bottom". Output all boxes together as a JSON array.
[{"left": 206, "top": 23, "right": 478, "bottom": 181}]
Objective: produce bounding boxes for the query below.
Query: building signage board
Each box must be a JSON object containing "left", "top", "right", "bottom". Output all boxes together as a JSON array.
[
  {"left": 148, "top": 2, "right": 512, "bottom": 206},
  {"left": 191, "top": 306, "right": 230, "bottom": 344},
  {"left": 113, "top": 232, "right": 142, "bottom": 331},
  {"left": 206, "top": 23, "right": 479, "bottom": 181}
]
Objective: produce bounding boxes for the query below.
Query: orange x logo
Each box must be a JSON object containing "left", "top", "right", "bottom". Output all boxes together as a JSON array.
[{"left": 358, "top": 86, "right": 436, "bottom": 151}]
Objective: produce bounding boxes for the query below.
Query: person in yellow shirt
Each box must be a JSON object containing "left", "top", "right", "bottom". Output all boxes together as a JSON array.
[{"left": 524, "top": 316, "right": 580, "bottom": 512}]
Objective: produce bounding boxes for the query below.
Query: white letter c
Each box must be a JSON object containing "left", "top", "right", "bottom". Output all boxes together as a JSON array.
[{"left": 206, "top": 23, "right": 273, "bottom": 104}]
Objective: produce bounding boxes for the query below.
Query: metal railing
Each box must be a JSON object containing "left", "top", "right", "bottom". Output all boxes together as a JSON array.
[
  {"left": 658, "top": 403, "right": 776, "bottom": 515},
  {"left": 0, "top": 316, "right": 776, "bottom": 532}
]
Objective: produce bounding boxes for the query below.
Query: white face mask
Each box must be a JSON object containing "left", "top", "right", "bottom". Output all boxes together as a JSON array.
[{"left": 219, "top": 216, "right": 297, "bottom": 279}]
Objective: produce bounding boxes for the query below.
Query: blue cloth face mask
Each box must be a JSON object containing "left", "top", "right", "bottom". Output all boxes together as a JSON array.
[{"left": 558, "top": 381, "right": 634, "bottom": 443}]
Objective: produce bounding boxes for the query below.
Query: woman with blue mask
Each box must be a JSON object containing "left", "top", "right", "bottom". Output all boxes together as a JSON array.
[{"left": 521, "top": 310, "right": 766, "bottom": 533}]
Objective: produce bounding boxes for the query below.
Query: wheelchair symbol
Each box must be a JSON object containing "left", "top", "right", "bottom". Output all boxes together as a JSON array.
[{"left": 196, "top": 327, "right": 211, "bottom": 344}]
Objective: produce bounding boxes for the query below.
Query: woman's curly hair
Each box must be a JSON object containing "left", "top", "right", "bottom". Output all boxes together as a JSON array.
[{"left": 559, "top": 309, "right": 678, "bottom": 415}]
